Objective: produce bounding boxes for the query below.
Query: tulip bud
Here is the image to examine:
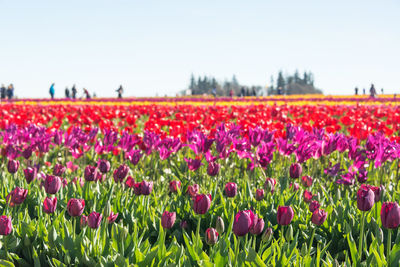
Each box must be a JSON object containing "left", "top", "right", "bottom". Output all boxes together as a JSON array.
[
  {"left": 381, "top": 202, "right": 400, "bottom": 229},
  {"left": 289, "top": 163, "right": 302, "bottom": 179},
  {"left": 43, "top": 197, "right": 57, "bottom": 214},
  {"left": 311, "top": 209, "right": 327, "bottom": 226},
  {"left": 264, "top": 178, "right": 276, "bottom": 194},
  {"left": 88, "top": 212, "right": 102, "bottom": 229},
  {"left": 97, "top": 159, "right": 111, "bottom": 174},
  {"left": 216, "top": 216, "right": 225, "bottom": 233},
  {"left": 277, "top": 206, "right": 294, "bottom": 225},
  {"left": 250, "top": 218, "right": 265, "bottom": 235},
  {"left": 262, "top": 227, "right": 273, "bottom": 243},
  {"left": 224, "top": 182, "right": 237, "bottom": 198},
  {"left": 0, "top": 216, "right": 12, "bottom": 236},
  {"left": 7, "top": 159, "right": 20, "bottom": 174},
  {"left": 357, "top": 185, "right": 375, "bottom": 211},
  {"left": 285, "top": 225, "right": 293, "bottom": 241},
  {"left": 301, "top": 243, "right": 308, "bottom": 256},
  {"left": 44, "top": 175, "right": 62, "bottom": 194},
  {"left": 193, "top": 194, "right": 212, "bottom": 215},
  {"left": 80, "top": 215, "right": 88, "bottom": 228},
  {"left": 205, "top": 228, "right": 219, "bottom": 245},
  {"left": 161, "top": 211, "right": 176, "bottom": 229},
  {"left": 377, "top": 227, "right": 384, "bottom": 244},
  {"left": 255, "top": 189, "right": 264, "bottom": 201},
  {"left": 67, "top": 198, "right": 85, "bottom": 217},
  {"left": 24, "top": 167, "right": 37, "bottom": 184}
]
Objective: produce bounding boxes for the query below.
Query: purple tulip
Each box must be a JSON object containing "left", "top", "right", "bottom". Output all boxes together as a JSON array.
[
  {"left": 44, "top": 175, "right": 62, "bottom": 194},
  {"left": 113, "top": 164, "right": 129, "bottom": 183},
  {"left": 185, "top": 158, "right": 203, "bottom": 171},
  {"left": 7, "top": 159, "right": 20, "bottom": 174},
  {"left": 205, "top": 228, "right": 219, "bottom": 245},
  {"left": 264, "top": 178, "right": 276, "bottom": 194},
  {"left": 97, "top": 159, "right": 111, "bottom": 174},
  {"left": 161, "top": 211, "right": 176, "bottom": 229},
  {"left": 187, "top": 184, "right": 199, "bottom": 197},
  {"left": 207, "top": 162, "right": 220, "bottom": 176},
  {"left": 6, "top": 187, "right": 28, "bottom": 206},
  {"left": 0, "top": 216, "right": 12, "bottom": 236},
  {"left": 301, "top": 176, "right": 313, "bottom": 187},
  {"left": 24, "top": 167, "right": 37, "bottom": 184},
  {"left": 140, "top": 180, "right": 153, "bottom": 195},
  {"left": 311, "top": 209, "right": 327, "bottom": 225},
  {"left": 357, "top": 185, "right": 375, "bottom": 211},
  {"left": 180, "top": 220, "right": 188, "bottom": 229},
  {"left": 289, "top": 163, "right": 302, "bottom": 179},
  {"left": 193, "top": 194, "right": 212, "bottom": 214},
  {"left": 43, "top": 197, "right": 57, "bottom": 214},
  {"left": 225, "top": 182, "right": 237, "bottom": 198},
  {"left": 233, "top": 210, "right": 257, "bottom": 236},
  {"left": 309, "top": 201, "right": 320, "bottom": 212},
  {"left": 277, "top": 206, "right": 294, "bottom": 225},
  {"left": 84, "top": 165, "right": 98, "bottom": 182},
  {"left": 53, "top": 164, "right": 66, "bottom": 176},
  {"left": 250, "top": 217, "right": 265, "bottom": 235},
  {"left": 255, "top": 189, "right": 264, "bottom": 201},
  {"left": 88, "top": 212, "right": 102, "bottom": 229},
  {"left": 67, "top": 198, "right": 85, "bottom": 217},
  {"left": 381, "top": 202, "right": 400, "bottom": 229}
]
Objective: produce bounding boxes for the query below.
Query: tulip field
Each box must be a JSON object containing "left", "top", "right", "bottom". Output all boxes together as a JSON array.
[{"left": 2, "top": 95, "right": 400, "bottom": 266}]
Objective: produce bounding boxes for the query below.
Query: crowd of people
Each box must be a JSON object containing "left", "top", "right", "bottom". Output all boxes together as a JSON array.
[{"left": 354, "top": 84, "right": 384, "bottom": 98}]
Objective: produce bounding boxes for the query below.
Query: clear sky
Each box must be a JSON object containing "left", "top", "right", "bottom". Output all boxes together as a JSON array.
[{"left": 1, "top": 0, "right": 399, "bottom": 98}]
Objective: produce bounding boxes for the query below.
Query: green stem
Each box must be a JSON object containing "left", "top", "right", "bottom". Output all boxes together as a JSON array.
[
  {"left": 196, "top": 216, "right": 201, "bottom": 249},
  {"left": 387, "top": 229, "right": 392, "bottom": 264},
  {"left": 281, "top": 226, "right": 285, "bottom": 245},
  {"left": 235, "top": 237, "right": 241, "bottom": 267},
  {"left": 308, "top": 227, "right": 316, "bottom": 255},
  {"left": 73, "top": 217, "right": 77, "bottom": 240},
  {"left": 358, "top": 212, "right": 365, "bottom": 261}
]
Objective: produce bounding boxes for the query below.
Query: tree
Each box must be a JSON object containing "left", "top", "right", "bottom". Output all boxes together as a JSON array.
[{"left": 277, "top": 71, "right": 285, "bottom": 90}]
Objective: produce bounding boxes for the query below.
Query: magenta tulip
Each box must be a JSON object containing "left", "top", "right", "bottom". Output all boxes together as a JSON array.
[
  {"left": 225, "top": 182, "right": 237, "bottom": 198},
  {"left": 255, "top": 189, "right": 264, "bottom": 201},
  {"left": 277, "top": 206, "right": 294, "bottom": 225},
  {"left": 357, "top": 185, "right": 375, "bottom": 211},
  {"left": 88, "top": 212, "right": 102, "bottom": 229},
  {"left": 381, "top": 202, "right": 400, "bottom": 229},
  {"left": 43, "top": 197, "right": 57, "bottom": 214},
  {"left": 233, "top": 210, "right": 257, "bottom": 236},
  {"left": 193, "top": 194, "right": 212, "bottom": 214},
  {"left": 0, "top": 216, "right": 12, "bottom": 236},
  {"left": 67, "top": 198, "right": 85, "bottom": 217},
  {"left": 161, "top": 211, "right": 176, "bottom": 229},
  {"left": 44, "top": 175, "right": 62, "bottom": 194},
  {"left": 311, "top": 209, "right": 327, "bottom": 225},
  {"left": 205, "top": 228, "right": 219, "bottom": 245}
]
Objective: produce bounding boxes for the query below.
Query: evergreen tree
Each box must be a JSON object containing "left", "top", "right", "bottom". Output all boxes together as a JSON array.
[{"left": 277, "top": 71, "right": 285, "bottom": 89}]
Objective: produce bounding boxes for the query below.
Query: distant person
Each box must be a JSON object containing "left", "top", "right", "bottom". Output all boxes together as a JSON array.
[
  {"left": 0, "top": 84, "right": 6, "bottom": 100},
  {"left": 381, "top": 88, "right": 384, "bottom": 94},
  {"left": 277, "top": 87, "right": 283, "bottom": 95},
  {"left": 116, "top": 85, "right": 123, "bottom": 98},
  {"left": 240, "top": 87, "right": 245, "bottom": 97},
  {"left": 229, "top": 89, "right": 234, "bottom": 98},
  {"left": 83, "top": 88, "right": 91, "bottom": 99},
  {"left": 7, "top": 84, "right": 14, "bottom": 100},
  {"left": 370, "top": 84, "right": 376, "bottom": 98},
  {"left": 65, "top": 87, "right": 70, "bottom": 98},
  {"left": 354, "top": 87, "right": 358, "bottom": 95},
  {"left": 71, "top": 85, "right": 77, "bottom": 99},
  {"left": 363, "top": 88, "right": 366, "bottom": 95},
  {"left": 212, "top": 88, "right": 217, "bottom": 97},
  {"left": 49, "top": 83, "right": 55, "bottom": 99},
  {"left": 252, "top": 87, "right": 256, "bottom": 96},
  {"left": 93, "top": 92, "right": 97, "bottom": 98}
]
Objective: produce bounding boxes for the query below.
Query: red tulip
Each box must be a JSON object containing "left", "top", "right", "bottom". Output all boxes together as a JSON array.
[
  {"left": 303, "top": 190, "right": 314, "bottom": 203},
  {"left": 169, "top": 180, "right": 182, "bottom": 193},
  {"left": 301, "top": 176, "right": 313, "bottom": 187}
]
